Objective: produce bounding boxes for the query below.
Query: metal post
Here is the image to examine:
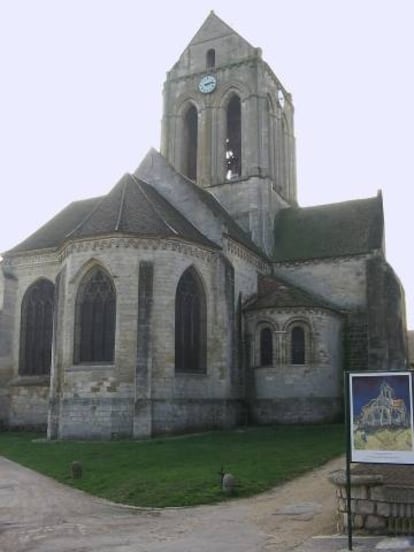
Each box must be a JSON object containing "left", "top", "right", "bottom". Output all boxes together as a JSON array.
[{"left": 344, "top": 372, "right": 353, "bottom": 550}]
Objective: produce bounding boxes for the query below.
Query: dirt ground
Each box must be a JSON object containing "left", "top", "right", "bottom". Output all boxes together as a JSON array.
[{"left": 0, "top": 454, "right": 347, "bottom": 552}]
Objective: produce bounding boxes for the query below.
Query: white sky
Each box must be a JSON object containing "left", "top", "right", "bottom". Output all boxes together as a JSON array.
[{"left": 1, "top": 1, "right": 413, "bottom": 326}]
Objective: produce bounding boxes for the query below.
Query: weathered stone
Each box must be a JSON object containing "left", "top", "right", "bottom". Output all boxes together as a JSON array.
[
  {"left": 222, "top": 473, "right": 236, "bottom": 494},
  {"left": 376, "top": 502, "right": 391, "bottom": 517},
  {"left": 70, "top": 461, "right": 83, "bottom": 479},
  {"left": 354, "top": 499, "right": 375, "bottom": 515},
  {"left": 365, "top": 515, "right": 386, "bottom": 530}
]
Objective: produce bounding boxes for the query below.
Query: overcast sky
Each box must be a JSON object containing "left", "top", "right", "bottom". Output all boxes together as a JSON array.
[{"left": 1, "top": 1, "right": 413, "bottom": 326}]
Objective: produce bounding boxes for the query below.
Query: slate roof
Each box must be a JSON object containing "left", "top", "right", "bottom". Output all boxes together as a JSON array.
[
  {"left": 67, "top": 174, "right": 217, "bottom": 248},
  {"left": 134, "top": 149, "right": 267, "bottom": 259},
  {"left": 273, "top": 194, "right": 384, "bottom": 263},
  {"left": 8, "top": 196, "right": 101, "bottom": 254},
  {"left": 7, "top": 173, "right": 218, "bottom": 254},
  {"left": 244, "top": 275, "right": 340, "bottom": 312}
]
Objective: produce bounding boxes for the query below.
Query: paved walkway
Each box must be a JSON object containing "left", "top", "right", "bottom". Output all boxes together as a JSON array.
[{"left": 1, "top": 455, "right": 414, "bottom": 551}]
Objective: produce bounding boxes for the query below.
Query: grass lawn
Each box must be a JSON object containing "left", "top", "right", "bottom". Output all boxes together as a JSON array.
[{"left": 0, "top": 425, "right": 344, "bottom": 507}]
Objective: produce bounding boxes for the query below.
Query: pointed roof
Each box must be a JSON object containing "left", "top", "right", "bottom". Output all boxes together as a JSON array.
[
  {"left": 67, "top": 173, "right": 216, "bottom": 248},
  {"left": 6, "top": 173, "right": 218, "bottom": 255},
  {"left": 135, "top": 149, "right": 267, "bottom": 259},
  {"left": 188, "top": 11, "right": 254, "bottom": 48},
  {"left": 244, "top": 275, "right": 340, "bottom": 312},
  {"left": 273, "top": 194, "right": 384, "bottom": 262}
]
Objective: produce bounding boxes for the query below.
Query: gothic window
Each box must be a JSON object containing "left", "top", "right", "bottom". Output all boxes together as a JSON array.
[
  {"left": 291, "top": 325, "right": 306, "bottom": 365},
  {"left": 19, "top": 279, "right": 54, "bottom": 376},
  {"left": 74, "top": 267, "right": 116, "bottom": 363},
  {"left": 183, "top": 104, "right": 198, "bottom": 181},
  {"left": 225, "top": 95, "right": 241, "bottom": 180},
  {"left": 260, "top": 327, "right": 273, "bottom": 366},
  {"left": 175, "top": 267, "right": 206, "bottom": 374},
  {"left": 206, "top": 48, "right": 215, "bottom": 68}
]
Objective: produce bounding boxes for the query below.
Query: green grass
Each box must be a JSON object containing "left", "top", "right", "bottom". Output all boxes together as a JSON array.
[{"left": 0, "top": 425, "right": 344, "bottom": 507}]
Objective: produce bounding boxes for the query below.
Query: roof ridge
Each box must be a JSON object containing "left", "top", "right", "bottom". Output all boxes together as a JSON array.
[
  {"left": 115, "top": 177, "right": 128, "bottom": 232},
  {"left": 64, "top": 194, "right": 107, "bottom": 240},
  {"left": 297, "top": 194, "right": 380, "bottom": 212},
  {"left": 129, "top": 174, "right": 179, "bottom": 236}
]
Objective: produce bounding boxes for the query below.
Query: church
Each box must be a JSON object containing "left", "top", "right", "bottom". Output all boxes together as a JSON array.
[{"left": 0, "top": 12, "right": 408, "bottom": 438}]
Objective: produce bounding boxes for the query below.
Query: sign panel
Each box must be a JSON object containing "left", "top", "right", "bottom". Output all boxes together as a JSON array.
[{"left": 349, "top": 371, "right": 414, "bottom": 464}]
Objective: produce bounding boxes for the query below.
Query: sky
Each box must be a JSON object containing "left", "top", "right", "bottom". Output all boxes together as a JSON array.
[{"left": 1, "top": 1, "right": 413, "bottom": 325}]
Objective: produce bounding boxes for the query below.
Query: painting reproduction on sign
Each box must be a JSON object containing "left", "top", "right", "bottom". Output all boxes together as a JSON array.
[{"left": 349, "top": 372, "right": 414, "bottom": 464}]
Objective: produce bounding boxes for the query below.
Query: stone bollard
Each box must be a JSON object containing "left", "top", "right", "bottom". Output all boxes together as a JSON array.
[
  {"left": 222, "top": 473, "right": 236, "bottom": 494},
  {"left": 70, "top": 460, "right": 83, "bottom": 479}
]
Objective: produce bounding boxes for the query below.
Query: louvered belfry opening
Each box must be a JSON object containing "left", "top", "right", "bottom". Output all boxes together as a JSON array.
[
  {"left": 225, "top": 95, "right": 241, "bottom": 180},
  {"left": 175, "top": 267, "right": 206, "bottom": 373},
  {"left": 19, "top": 279, "right": 55, "bottom": 375},
  {"left": 183, "top": 104, "right": 198, "bottom": 181},
  {"left": 74, "top": 267, "right": 116, "bottom": 363}
]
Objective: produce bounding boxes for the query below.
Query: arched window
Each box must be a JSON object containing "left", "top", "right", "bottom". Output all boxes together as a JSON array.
[
  {"left": 74, "top": 267, "right": 116, "bottom": 363},
  {"left": 175, "top": 267, "right": 206, "bottom": 373},
  {"left": 206, "top": 48, "right": 215, "bottom": 68},
  {"left": 291, "top": 326, "right": 305, "bottom": 365},
  {"left": 19, "top": 279, "right": 54, "bottom": 375},
  {"left": 183, "top": 104, "right": 198, "bottom": 181},
  {"left": 225, "top": 95, "right": 242, "bottom": 180},
  {"left": 260, "top": 327, "right": 273, "bottom": 366}
]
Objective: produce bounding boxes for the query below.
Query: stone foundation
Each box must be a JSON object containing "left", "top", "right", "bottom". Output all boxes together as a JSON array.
[
  {"left": 249, "top": 397, "right": 342, "bottom": 424},
  {"left": 330, "top": 470, "right": 414, "bottom": 535}
]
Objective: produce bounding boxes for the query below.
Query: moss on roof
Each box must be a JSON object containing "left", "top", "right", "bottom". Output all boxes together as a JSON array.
[{"left": 273, "top": 194, "right": 384, "bottom": 263}]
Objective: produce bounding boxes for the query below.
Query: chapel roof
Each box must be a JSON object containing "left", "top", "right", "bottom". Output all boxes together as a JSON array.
[
  {"left": 6, "top": 173, "right": 218, "bottom": 254},
  {"left": 273, "top": 194, "right": 384, "bottom": 263},
  {"left": 244, "top": 274, "right": 340, "bottom": 312}
]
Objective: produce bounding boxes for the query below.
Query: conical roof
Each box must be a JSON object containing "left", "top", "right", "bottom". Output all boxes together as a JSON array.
[{"left": 7, "top": 173, "right": 218, "bottom": 254}]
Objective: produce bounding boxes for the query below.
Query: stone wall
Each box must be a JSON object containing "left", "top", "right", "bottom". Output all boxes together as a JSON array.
[
  {"left": 245, "top": 307, "right": 344, "bottom": 424},
  {"left": 7, "top": 379, "right": 50, "bottom": 430},
  {"left": 273, "top": 256, "right": 368, "bottom": 310},
  {"left": 366, "top": 257, "right": 408, "bottom": 370},
  {"left": 0, "top": 253, "right": 60, "bottom": 429},
  {"left": 331, "top": 471, "right": 414, "bottom": 535},
  {"left": 151, "top": 398, "right": 244, "bottom": 434}
]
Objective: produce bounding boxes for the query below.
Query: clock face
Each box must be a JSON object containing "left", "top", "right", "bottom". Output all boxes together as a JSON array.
[{"left": 199, "top": 75, "right": 217, "bottom": 94}]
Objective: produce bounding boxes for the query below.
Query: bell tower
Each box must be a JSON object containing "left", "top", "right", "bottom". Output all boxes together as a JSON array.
[{"left": 160, "top": 12, "right": 297, "bottom": 255}]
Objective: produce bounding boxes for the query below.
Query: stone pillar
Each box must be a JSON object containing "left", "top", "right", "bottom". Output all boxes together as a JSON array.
[
  {"left": 47, "top": 267, "right": 66, "bottom": 440},
  {"left": 133, "top": 261, "right": 154, "bottom": 438}
]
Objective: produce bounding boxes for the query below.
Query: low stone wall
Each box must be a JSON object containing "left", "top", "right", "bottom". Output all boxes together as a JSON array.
[{"left": 330, "top": 470, "right": 414, "bottom": 535}]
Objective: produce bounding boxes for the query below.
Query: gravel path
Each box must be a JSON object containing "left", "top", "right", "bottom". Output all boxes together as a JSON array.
[{"left": 0, "top": 455, "right": 346, "bottom": 552}]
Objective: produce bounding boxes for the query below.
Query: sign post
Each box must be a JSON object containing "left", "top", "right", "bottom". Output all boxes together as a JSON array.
[{"left": 344, "top": 371, "right": 414, "bottom": 551}]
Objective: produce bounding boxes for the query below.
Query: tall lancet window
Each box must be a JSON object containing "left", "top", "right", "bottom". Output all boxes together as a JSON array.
[
  {"left": 74, "top": 267, "right": 116, "bottom": 363},
  {"left": 225, "top": 95, "right": 242, "bottom": 180},
  {"left": 183, "top": 104, "right": 198, "bottom": 181},
  {"left": 175, "top": 267, "right": 206, "bottom": 374},
  {"left": 19, "top": 279, "right": 55, "bottom": 375}
]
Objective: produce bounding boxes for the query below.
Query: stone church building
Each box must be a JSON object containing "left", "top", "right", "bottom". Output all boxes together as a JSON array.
[{"left": 0, "top": 13, "right": 408, "bottom": 438}]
